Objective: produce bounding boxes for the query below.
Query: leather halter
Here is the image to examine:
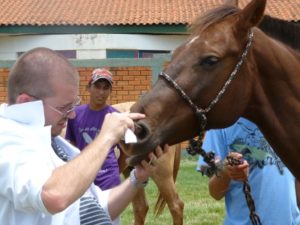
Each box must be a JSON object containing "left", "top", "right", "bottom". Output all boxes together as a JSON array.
[{"left": 159, "top": 30, "right": 254, "bottom": 132}]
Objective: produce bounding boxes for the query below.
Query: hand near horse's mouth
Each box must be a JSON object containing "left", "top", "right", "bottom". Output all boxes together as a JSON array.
[
  {"left": 126, "top": 145, "right": 164, "bottom": 166},
  {"left": 132, "top": 144, "right": 170, "bottom": 175}
]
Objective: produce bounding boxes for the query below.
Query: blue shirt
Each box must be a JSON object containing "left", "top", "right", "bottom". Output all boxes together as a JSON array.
[{"left": 198, "top": 118, "right": 300, "bottom": 225}]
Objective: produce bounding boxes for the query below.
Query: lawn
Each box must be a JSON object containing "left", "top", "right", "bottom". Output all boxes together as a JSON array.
[{"left": 121, "top": 156, "right": 225, "bottom": 225}]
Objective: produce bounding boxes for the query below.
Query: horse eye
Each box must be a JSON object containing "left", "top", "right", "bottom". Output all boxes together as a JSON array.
[{"left": 200, "top": 56, "right": 219, "bottom": 69}]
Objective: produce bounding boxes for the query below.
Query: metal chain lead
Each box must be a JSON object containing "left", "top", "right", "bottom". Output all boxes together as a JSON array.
[
  {"left": 226, "top": 157, "right": 262, "bottom": 225},
  {"left": 187, "top": 141, "right": 262, "bottom": 225}
]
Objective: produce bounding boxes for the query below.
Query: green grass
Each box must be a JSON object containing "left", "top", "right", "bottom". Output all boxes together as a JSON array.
[{"left": 121, "top": 157, "right": 225, "bottom": 224}]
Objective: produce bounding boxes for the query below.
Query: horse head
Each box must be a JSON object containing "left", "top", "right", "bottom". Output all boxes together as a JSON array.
[{"left": 125, "top": 0, "right": 267, "bottom": 165}]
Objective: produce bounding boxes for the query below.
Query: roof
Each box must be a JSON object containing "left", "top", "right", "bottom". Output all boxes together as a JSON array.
[{"left": 0, "top": 0, "right": 299, "bottom": 27}]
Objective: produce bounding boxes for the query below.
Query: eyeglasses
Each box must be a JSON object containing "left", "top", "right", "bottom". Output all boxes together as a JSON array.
[
  {"left": 46, "top": 96, "right": 81, "bottom": 118},
  {"left": 28, "top": 93, "right": 81, "bottom": 119}
]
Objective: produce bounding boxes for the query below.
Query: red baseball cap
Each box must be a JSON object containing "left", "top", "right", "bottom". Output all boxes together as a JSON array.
[{"left": 90, "top": 68, "right": 113, "bottom": 86}]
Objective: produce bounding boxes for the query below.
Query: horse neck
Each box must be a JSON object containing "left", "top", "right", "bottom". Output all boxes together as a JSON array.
[{"left": 244, "top": 29, "right": 300, "bottom": 178}]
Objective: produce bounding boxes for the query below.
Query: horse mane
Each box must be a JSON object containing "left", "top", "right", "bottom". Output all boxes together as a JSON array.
[
  {"left": 188, "top": 5, "right": 240, "bottom": 33},
  {"left": 259, "top": 15, "right": 300, "bottom": 51},
  {"left": 189, "top": 4, "right": 300, "bottom": 51}
]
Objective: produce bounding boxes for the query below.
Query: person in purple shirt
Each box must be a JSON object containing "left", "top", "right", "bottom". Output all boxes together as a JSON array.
[{"left": 66, "top": 68, "right": 121, "bottom": 190}]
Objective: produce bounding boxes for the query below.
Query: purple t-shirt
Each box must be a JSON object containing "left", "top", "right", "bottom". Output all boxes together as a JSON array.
[{"left": 65, "top": 104, "right": 121, "bottom": 190}]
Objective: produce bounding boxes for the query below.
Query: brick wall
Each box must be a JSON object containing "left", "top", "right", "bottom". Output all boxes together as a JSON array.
[
  {"left": 0, "top": 66, "right": 152, "bottom": 104},
  {"left": 0, "top": 68, "right": 9, "bottom": 103},
  {"left": 78, "top": 66, "right": 151, "bottom": 105}
]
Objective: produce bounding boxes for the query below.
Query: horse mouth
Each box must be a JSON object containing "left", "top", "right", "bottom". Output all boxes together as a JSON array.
[
  {"left": 124, "top": 139, "right": 159, "bottom": 165},
  {"left": 121, "top": 121, "right": 160, "bottom": 166},
  {"left": 126, "top": 154, "right": 149, "bottom": 166}
]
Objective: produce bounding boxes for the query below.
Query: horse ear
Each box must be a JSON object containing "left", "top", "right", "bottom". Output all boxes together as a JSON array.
[
  {"left": 224, "top": 0, "right": 238, "bottom": 7},
  {"left": 236, "top": 0, "right": 266, "bottom": 32}
]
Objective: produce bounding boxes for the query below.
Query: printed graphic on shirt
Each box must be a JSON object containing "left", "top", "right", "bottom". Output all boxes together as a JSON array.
[
  {"left": 229, "top": 121, "right": 285, "bottom": 174},
  {"left": 81, "top": 127, "right": 100, "bottom": 145}
]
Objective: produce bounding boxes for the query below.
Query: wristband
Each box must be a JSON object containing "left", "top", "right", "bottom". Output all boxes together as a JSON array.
[{"left": 129, "top": 169, "right": 148, "bottom": 188}]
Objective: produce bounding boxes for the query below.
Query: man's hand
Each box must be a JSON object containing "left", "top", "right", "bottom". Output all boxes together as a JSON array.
[
  {"left": 98, "top": 112, "right": 145, "bottom": 145},
  {"left": 223, "top": 152, "right": 249, "bottom": 182},
  {"left": 134, "top": 144, "right": 170, "bottom": 183}
]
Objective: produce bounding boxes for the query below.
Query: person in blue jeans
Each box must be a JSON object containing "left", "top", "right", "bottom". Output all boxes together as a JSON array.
[{"left": 197, "top": 117, "right": 300, "bottom": 225}]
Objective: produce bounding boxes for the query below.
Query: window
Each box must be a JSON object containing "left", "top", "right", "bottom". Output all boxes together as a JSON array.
[{"left": 107, "top": 50, "right": 170, "bottom": 59}]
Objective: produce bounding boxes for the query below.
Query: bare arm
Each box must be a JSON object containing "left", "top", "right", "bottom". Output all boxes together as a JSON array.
[
  {"left": 107, "top": 178, "right": 143, "bottom": 220},
  {"left": 41, "top": 112, "right": 145, "bottom": 213},
  {"left": 208, "top": 170, "right": 231, "bottom": 200},
  {"left": 208, "top": 152, "right": 249, "bottom": 200},
  {"left": 107, "top": 145, "right": 169, "bottom": 219}
]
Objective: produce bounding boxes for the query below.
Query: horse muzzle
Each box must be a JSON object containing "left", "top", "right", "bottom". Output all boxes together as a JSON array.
[{"left": 122, "top": 120, "right": 160, "bottom": 166}]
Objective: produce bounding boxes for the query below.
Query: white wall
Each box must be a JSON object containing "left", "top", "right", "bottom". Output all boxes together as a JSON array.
[{"left": 0, "top": 33, "right": 187, "bottom": 60}]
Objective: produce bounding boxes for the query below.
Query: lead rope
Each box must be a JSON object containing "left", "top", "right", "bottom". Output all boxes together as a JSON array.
[
  {"left": 226, "top": 157, "right": 262, "bottom": 225},
  {"left": 187, "top": 133, "right": 262, "bottom": 225}
]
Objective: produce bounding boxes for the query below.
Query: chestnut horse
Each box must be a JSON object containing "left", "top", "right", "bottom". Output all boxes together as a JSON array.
[
  {"left": 122, "top": 0, "right": 300, "bottom": 180},
  {"left": 113, "top": 102, "right": 184, "bottom": 225}
]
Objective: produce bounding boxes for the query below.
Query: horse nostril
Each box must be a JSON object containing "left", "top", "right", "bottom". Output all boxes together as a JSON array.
[{"left": 134, "top": 121, "right": 150, "bottom": 141}]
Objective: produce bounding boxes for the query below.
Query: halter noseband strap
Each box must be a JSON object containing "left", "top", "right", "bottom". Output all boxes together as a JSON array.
[
  {"left": 159, "top": 72, "right": 208, "bottom": 130},
  {"left": 159, "top": 30, "right": 254, "bottom": 131}
]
